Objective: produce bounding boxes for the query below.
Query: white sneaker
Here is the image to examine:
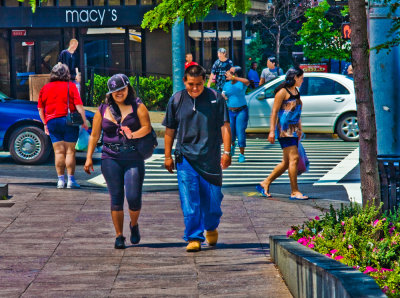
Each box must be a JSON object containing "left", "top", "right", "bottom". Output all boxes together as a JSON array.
[
  {"left": 67, "top": 181, "right": 80, "bottom": 189},
  {"left": 57, "top": 180, "right": 65, "bottom": 189}
]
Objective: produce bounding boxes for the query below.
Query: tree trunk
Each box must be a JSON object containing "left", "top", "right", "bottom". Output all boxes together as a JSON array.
[{"left": 348, "top": 0, "right": 381, "bottom": 207}]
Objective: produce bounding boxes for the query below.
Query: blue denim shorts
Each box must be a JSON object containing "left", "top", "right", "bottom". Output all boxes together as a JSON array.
[
  {"left": 47, "top": 116, "right": 79, "bottom": 143},
  {"left": 278, "top": 137, "right": 298, "bottom": 149}
]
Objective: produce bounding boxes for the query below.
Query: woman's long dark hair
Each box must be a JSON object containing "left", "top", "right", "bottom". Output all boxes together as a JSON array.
[
  {"left": 274, "top": 66, "right": 304, "bottom": 94},
  {"left": 105, "top": 85, "right": 137, "bottom": 123}
]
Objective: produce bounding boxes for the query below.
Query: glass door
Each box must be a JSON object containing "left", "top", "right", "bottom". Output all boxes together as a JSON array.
[{"left": 14, "top": 40, "right": 36, "bottom": 99}]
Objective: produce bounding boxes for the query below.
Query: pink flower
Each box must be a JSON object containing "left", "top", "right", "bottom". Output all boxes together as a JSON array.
[
  {"left": 363, "top": 266, "right": 378, "bottom": 274},
  {"left": 286, "top": 229, "right": 295, "bottom": 237},
  {"left": 353, "top": 265, "right": 360, "bottom": 269},
  {"left": 330, "top": 249, "right": 338, "bottom": 254},
  {"left": 380, "top": 268, "right": 393, "bottom": 272},
  {"left": 341, "top": 221, "right": 345, "bottom": 226},
  {"left": 308, "top": 243, "right": 315, "bottom": 248},
  {"left": 315, "top": 216, "right": 320, "bottom": 220},
  {"left": 389, "top": 226, "right": 395, "bottom": 234},
  {"left": 348, "top": 244, "right": 353, "bottom": 249},
  {"left": 382, "top": 218, "right": 387, "bottom": 222},
  {"left": 372, "top": 219, "right": 379, "bottom": 227},
  {"left": 298, "top": 237, "right": 309, "bottom": 246},
  {"left": 325, "top": 253, "right": 331, "bottom": 258},
  {"left": 382, "top": 286, "right": 389, "bottom": 293},
  {"left": 334, "top": 255, "right": 344, "bottom": 261}
]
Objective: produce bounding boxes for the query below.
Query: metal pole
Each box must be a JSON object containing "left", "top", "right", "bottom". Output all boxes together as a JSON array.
[
  {"left": 172, "top": 18, "right": 185, "bottom": 93},
  {"left": 369, "top": 1, "right": 400, "bottom": 156}
]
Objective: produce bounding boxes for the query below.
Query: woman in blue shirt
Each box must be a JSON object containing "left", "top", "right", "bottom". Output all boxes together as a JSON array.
[{"left": 222, "top": 66, "right": 250, "bottom": 163}]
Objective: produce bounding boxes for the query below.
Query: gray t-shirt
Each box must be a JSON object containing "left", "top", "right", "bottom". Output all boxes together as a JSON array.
[
  {"left": 260, "top": 67, "right": 284, "bottom": 84},
  {"left": 162, "top": 88, "right": 229, "bottom": 186}
]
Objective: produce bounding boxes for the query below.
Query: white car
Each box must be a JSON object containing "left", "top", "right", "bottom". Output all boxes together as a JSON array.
[{"left": 246, "top": 73, "right": 359, "bottom": 141}]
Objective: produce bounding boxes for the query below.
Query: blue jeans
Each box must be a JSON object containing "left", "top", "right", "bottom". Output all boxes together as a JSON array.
[
  {"left": 229, "top": 106, "right": 248, "bottom": 148},
  {"left": 177, "top": 157, "right": 223, "bottom": 242}
]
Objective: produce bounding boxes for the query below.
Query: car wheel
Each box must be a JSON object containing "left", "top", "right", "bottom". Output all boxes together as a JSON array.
[
  {"left": 336, "top": 113, "right": 359, "bottom": 142},
  {"left": 9, "top": 126, "right": 51, "bottom": 164}
]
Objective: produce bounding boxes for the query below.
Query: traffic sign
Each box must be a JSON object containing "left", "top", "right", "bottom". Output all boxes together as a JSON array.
[{"left": 342, "top": 23, "right": 351, "bottom": 40}]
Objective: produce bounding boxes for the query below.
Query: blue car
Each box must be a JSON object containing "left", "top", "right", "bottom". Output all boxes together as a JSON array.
[{"left": 0, "top": 91, "right": 94, "bottom": 164}]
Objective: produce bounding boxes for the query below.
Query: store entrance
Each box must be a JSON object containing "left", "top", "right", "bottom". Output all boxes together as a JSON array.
[
  {"left": 83, "top": 35, "right": 126, "bottom": 79},
  {"left": 12, "top": 36, "right": 61, "bottom": 99}
]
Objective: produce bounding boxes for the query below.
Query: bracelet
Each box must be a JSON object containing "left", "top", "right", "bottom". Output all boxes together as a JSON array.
[
  {"left": 165, "top": 156, "right": 173, "bottom": 160},
  {"left": 223, "top": 151, "right": 231, "bottom": 157},
  {"left": 232, "top": 75, "right": 236, "bottom": 80}
]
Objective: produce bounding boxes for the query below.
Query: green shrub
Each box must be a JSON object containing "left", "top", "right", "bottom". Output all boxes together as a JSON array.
[
  {"left": 87, "top": 74, "right": 173, "bottom": 110},
  {"left": 287, "top": 203, "right": 400, "bottom": 296}
]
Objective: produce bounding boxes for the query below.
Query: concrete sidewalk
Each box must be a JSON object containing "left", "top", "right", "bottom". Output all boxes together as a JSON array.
[{"left": 0, "top": 178, "right": 339, "bottom": 297}]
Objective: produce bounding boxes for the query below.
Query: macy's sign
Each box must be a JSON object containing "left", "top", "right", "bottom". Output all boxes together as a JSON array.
[{"left": 65, "top": 9, "right": 118, "bottom": 25}]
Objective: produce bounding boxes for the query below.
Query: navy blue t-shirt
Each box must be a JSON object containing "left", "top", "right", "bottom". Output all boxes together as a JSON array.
[
  {"left": 58, "top": 49, "right": 78, "bottom": 80},
  {"left": 162, "top": 88, "right": 229, "bottom": 186}
]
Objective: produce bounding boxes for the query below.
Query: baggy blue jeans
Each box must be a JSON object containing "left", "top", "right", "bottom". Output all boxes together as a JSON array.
[
  {"left": 229, "top": 106, "right": 249, "bottom": 148},
  {"left": 176, "top": 157, "right": 223, "bottom": 242}
]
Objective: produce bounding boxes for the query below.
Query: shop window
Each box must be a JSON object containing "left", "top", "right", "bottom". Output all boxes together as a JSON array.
[
  {"left": 59, "top": 0, "right": 71, "bottom": 6},
  {"left": 4, "top": 0, "right": 19, "bottom": 6},
  {"left": 93, "top": 0, "right": 105, "bottom": 5},
  {"left": 141, "top": 0, "right": 153, "bottom": 4},
  {"left": 202, "top": 22, "right": 217, "bottom": 72},
  {"left": 26, "top": 29, "right": 62, "bottom": 37},
  {"left": 125, "top": 0, "right": 137, "bottom": 5},
  {"left": 218, "top": 22, "right": 231, "bottom": 62},
  {"left": 188, "top": 23, "right": 201, "bottom": 67},
  {"left": 75, "top": 0, "right": 89, "bottom": 6},
  {"left": 108, "top": 0, "right": 121, "bottom": 5},
  {"left": 40, "top": 0, "right": 55, "bottom": 7},
  {"left": 40, "top": 41, "right": 60, "bottom": 74},
  {"left": 129, "top": 28, "right": 142, "bottom": 75},
  {"left": 0, "top": 30, "right": 10, "bottom": 96}
]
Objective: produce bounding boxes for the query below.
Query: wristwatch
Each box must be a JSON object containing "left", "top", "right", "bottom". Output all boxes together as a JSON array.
[{"left": 223, "top": 151, "right": 232, "bottom": 157}]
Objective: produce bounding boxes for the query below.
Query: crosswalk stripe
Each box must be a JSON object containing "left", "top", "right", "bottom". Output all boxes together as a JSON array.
[{"left": 87, "top": 140, "right": 359, "bottom": 189}]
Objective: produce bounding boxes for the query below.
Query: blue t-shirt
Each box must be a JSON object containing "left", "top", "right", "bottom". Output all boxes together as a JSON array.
[
  {"left": 247, "top": 69, "right": 260, "bottom": 87},
  {"left": 222, "top": 81, "right": 248, "bottom": 108}
]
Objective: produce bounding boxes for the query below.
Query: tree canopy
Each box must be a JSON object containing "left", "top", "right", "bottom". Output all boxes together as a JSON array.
[
  {"left": 141, "top": 0, "right": 251, "bottom": 31},
  {"left": 296, "top": 0, "right": 350, "bottom": 62}
]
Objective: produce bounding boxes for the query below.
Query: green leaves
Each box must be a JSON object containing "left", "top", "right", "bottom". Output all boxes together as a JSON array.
[
  {"left": 141, "top": 0, "right": 250, "bottom": 32},
  {"left": 86, "top": 74, "right": 172, "bottom": 110},
  {"left": 296, "top": 0, "right": 350, "bottom": 62}
]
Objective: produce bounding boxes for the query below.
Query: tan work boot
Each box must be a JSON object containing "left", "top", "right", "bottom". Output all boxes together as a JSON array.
[
  {"left": 186, "top": 241, "right": 201, "bottom": 252},
  {"left": 206, "top": 229, "right": 218, "bottom": 246}
]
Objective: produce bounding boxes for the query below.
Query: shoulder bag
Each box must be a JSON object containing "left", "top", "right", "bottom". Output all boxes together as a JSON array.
[{"left": 66, "top": 82, "right": 84, "bottom": 126}]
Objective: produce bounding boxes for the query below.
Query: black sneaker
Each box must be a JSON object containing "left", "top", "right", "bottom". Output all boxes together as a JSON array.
[
  {"left": 114, "top": 235, "right": 126, "bottom": 249},
  {"left": 130, "top": 223, "right": 141, "bottom": 244}
]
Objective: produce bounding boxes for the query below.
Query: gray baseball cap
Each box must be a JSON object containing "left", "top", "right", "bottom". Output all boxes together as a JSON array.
[{"left": 107, "top": 74, "right": 130, "bottom": 95}]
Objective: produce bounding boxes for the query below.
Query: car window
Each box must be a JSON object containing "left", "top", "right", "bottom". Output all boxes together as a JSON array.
[
  {"left": 304, "top": 77, "right": 350, "bottom": 96},
  {"left": 264, "top": 80, "right": 283, "bottom": 98}
]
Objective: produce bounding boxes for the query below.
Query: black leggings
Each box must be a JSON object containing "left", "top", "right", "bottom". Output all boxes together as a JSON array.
[{"left": 101, "top": 159, "right": 145, "bottom": 212}]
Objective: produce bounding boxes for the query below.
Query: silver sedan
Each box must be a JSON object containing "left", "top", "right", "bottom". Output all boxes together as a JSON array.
[{"left": 246, "top": 73, "right": 359, "bottom": 141}]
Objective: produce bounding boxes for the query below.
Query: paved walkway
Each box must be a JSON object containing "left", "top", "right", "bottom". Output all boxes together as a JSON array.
[{"left": 0, "top": 177, "right": 341, "bottom": 297}]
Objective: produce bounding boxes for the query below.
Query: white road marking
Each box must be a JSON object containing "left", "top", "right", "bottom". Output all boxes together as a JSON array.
[{"left": 314, "top": 147, "right": 361, "bottom": 205}]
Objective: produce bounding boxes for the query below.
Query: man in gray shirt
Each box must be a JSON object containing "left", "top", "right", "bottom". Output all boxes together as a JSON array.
[
  {"left": 259, "top": 57, "right": 284, "bottom": 86},
  {"left": 163, "top": 65, "right": 232, "bottom": 252}
]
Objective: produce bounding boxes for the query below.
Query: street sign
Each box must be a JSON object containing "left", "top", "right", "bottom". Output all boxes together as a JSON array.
[
  {"left": 342, "top": 23, "right": 351, "bottom": 40},
  {"left": 299, "top": 64, "right": 328, "bottom": 73}
]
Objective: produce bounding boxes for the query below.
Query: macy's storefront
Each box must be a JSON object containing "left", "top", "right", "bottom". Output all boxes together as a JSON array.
[{"left": 0, "top": 2, "right": 245, "bottom": 103}]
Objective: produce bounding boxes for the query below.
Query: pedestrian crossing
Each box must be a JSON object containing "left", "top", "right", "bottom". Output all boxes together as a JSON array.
[{"left": 88, "top": 139, "right": 359, "bottom": 190}]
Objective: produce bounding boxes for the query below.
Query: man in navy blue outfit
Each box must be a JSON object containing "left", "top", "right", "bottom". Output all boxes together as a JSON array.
[{"left": 163, "top": 65, "right": 232, "bottom": 252}]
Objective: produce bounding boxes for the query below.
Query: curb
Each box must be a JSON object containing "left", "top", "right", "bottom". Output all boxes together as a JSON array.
[{"left": 270, "top": 236, "right": 385, "bottom": 298}]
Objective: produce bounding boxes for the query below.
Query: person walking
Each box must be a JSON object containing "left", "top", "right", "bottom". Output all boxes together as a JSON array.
[
  {"left": 185, "top": 53, "right": 198, "bottom": 69},
  {"left": 37, "top": 63, "right": 88, "bottom": 189},
  {"left": 163, "top": 65, "right": 232, "bottom": 252},
  {"left": 222, "top": 66, "right": 250, "bottom": 163},
  {"left": 58, "top": 38, "right": 81, "bottom": 93},
  {"left": 247, "top": 62, "right": 260, "bottom": 89},
  {"left": 83, "top": 74, "right": 152, "bottom": 249},
  {"left": 256, "top": 67, "right": 308, "bottom": 200},
  {"left": 207, "top": 48, "right": 233, "bottom": 92},
  {"left": 259, "top": 56, "right": 283, "bottom": 86}
]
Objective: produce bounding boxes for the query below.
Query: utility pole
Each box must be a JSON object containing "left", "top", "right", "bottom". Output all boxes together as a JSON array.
[{"left": 172, "top": 19, "right": 185, "bottom": 93}]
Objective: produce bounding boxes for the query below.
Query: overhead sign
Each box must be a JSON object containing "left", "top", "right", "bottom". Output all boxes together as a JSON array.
[
  {"left": 299, "top": 64, "right": 328, "bottom": 73},
  {"left": 12, "top": 30, "right": 26, "bottom": 36},
  {"left": 342, "top": 23, "right": 351, "bottom": 40}
]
